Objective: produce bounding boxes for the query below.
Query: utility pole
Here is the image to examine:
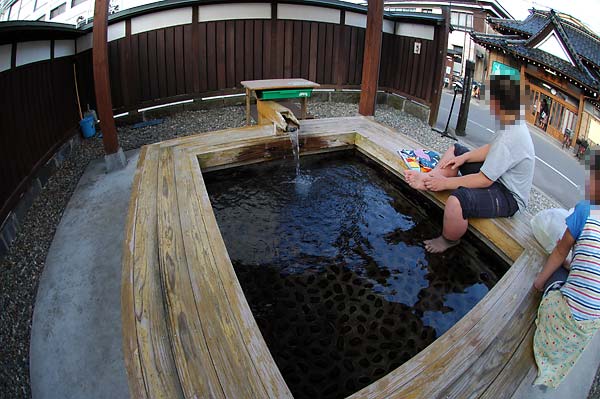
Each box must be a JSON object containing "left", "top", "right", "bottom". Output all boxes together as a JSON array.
[
  {"left": 93, "top": 0, "right": 127, "bottom": 171},
  {"left": 455, "top": 60, "right": 474, "bottom": 136}
]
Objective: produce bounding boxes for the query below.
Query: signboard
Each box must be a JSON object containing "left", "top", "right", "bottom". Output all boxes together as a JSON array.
[{"left": 491, "top": 61, "right": 519, "bottom": 78}]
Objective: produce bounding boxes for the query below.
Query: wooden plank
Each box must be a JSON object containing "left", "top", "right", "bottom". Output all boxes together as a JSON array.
[
  {"left": 262, "top": 20, "right": 271, "bottom": 79},
  {"left": 324, "top": 23, "right": 334, "bottom": 83},
  {"left": 156, "top": 147, "right": 225, "bottom": 399},
  {"left": 253, "top": 21, "right": 263, "bottom": 79},
  {"left": 206, "top": 22, "right": 217, "bottom": 91},
  {"left": 300, "top": 21, "right": 310, "bottom": 79},
  {"left": 348, "top": 27, "right": 357, "bottom": 85},
  {"left": 244, "top": 20, "right": 254, "bottom": 81},
  {"left": 147, "top": 30, "right": 159, "bottom": 100},
  {"left": 479, "top": 324, "right": 536, "bottom": 399},
  {"left": 174, "top": 25, "right": 186, "bottom": 95},
  {"left": 308, "top": 22, "right": 318, "bottom": 82},
  {"left": 292, "top": 20, "right": 302, "bottom": 78},
  {"left": 235, "top": 20, "right": 245, "bottom": 86},
  {"left": 172, "top": 150, "right": 270, "bottom": 398},
  {"left": 155, "top": 29, "right": 168, "bottom": 99},
  {"left": 216, "top": 21, "right": 226, "bottom": 89},
  {"left": 129, "top": 33, "right": 141, "bottom": 104},
  {"left": 180, "top": 149, "right": 295, "bottom": 398},
  {"left": 355, "top": 28, "right": 365, "bottom": 84},
  {"left": 138, "top": 33, "right": 150, "bottom": 101},
  {"left": 316, "top": 22, "right": 326, "bottom": 83},
  {"left": 121, "top": 146, "right": 148, "bottom": 399},
  {"left": 240, "top": 78, "right": 320, "bottom": 91},
  {"left": 165, "top": 27, "right": 177, "bottom": 97},
  {"left": 226, "top": 20, "right": 236, "bottom": 88},
  {"left": 283, "top": 21, "right": 293, "bottom": 78},
  {"left": 130, "top": 145, "right": 184, "bottom": 398},
  {"left": 274, "top": 20, "right": 285, "bottom": 78},
  {"left": 183, "top": 24, "right": 195, "bottom": 94},
  {"left": 190, "top": 9, "right": 201, "bottom": 93}
]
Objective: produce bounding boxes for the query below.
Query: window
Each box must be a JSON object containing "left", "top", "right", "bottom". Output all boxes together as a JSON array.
[
  {"left": 50, "top": 3, "right": 65, "bottom": 18},
  {"left": 422, "top": 8, "right": 433, "bottom": 13},
  {"left": 34, "top": 0, "right": 47, "bottom": 11},
  {"left": 451, "top": 11, "right": 473, "bottom": 30},
  {"left": 71, "top": 0, "right": 86, "bottom": 7}
]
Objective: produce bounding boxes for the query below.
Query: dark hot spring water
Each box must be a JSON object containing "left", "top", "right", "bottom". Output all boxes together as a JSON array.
[{"left": 204, "top": 151, "right": 508, "bottom": 399}]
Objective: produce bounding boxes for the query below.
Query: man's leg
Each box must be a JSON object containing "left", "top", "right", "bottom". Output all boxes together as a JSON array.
[
  {"left": 404, "top": 145, "right": 460, "bottom": 190},
  {"left": 424, "top": 195, "right": 467, "bottom": 253}
]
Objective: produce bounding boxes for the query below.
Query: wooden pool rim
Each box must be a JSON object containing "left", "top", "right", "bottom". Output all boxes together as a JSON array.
[{"left": 121, "top": 116, "right": 546, "bottom": 398}]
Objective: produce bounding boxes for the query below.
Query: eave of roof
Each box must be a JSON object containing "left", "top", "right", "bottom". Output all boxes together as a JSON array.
[
  {"left": 471, "top": 32, "right": 600, "bottom": 95},
  {"left": 0, "top": 21, "right": 83, "bottom": 45}
]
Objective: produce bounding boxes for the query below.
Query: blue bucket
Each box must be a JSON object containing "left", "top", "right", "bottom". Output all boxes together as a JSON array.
[{"left": 79, "top": 115, "right": 96, "bottom": 138}]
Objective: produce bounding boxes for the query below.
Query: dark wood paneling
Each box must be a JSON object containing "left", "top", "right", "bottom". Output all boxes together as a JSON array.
[
  {"left": 0, "top": 57, "right": 79, "bottom": 222},
  {"left": 101, "top": 17, "right": 441, "bottom": 112}
]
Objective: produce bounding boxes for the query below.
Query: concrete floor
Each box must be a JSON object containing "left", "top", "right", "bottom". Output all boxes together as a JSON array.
[
  {"left": 27, "top": 145, "right": 600, "bottom": 398},
  {"left": 29, "top": 150, "right": 139, "bottom": 399}
]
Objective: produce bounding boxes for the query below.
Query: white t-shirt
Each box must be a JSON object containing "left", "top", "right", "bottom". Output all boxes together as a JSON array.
[{"left": 480, "top": 119, "right": 535, "bottom": 210}]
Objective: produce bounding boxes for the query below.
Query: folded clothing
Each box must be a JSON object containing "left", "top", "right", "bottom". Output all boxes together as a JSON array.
[{"left": 399, "top": 149, "right": 440, "bottom": 173}]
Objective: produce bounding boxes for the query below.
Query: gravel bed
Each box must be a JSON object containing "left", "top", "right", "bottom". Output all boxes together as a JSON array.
[{"left": 0, "top": 102, "right": 577, "bottom": 398}]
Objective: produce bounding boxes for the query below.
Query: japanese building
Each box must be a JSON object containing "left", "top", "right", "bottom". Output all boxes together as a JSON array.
[{"left": 472, "top": 9, "right": 600, "bottom": 145}]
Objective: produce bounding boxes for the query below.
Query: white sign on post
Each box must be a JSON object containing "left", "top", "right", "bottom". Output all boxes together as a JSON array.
[{"left": 414, "top": 42, "right": 421, "bottom": 54}]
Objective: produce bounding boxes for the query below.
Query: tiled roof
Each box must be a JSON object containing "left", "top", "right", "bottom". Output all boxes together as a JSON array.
[
  {"left": 488, "top": 9, "right": 600, "bottom": 68},
  {"left": 471, "top": 32, "right": 599, "bottom": 89}
]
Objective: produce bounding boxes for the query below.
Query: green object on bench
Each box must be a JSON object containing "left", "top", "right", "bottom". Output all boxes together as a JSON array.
[{"left": 257, "top": 89, "right": 313, "bottom": 100}]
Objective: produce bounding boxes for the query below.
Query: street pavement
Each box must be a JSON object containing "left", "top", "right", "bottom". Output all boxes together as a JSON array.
[{"left": 434, "top": 90, "right": 585, "bottom": 208}]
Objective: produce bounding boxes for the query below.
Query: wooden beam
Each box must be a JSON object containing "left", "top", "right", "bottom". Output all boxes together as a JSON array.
[
  {"left": 428, "top": 6, "right": 450, "bottom": 126},
  {"left": 358, "top": 0, "right": 383, "bottom": 116},
  {"left": 93, "top": 0, "right": 120, "bottom": 155}
]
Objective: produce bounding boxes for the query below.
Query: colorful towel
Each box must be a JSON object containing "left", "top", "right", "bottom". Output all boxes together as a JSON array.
[
  {"left": 399, "top": 149, "right": 440, "bottom": 173},
  {"left": 533, "top": 290, "right": 600, "bottom": 388}
]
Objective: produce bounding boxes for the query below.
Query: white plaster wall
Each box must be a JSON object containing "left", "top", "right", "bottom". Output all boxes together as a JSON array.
[
  {"left": 199, "top": 3, "right": 270, "bottom": 22},
  {"left": 396, "top": 23, "right": 434, "bottom": 40},
  {"left": 448, "top": 30, "right": 466, "bottom": 48},
  {"left": 76, "top": 32, "right": 93, "bottom": 53},
  {"left": 277, "top": 4, "right": 340, "bottom": 24},
  {"left": 16, "top": 40, "right": 51, "bottom": 67},
  {"left": 54, "top": 40, "right": 75, "bottom": 58},
  {"left": 383, "top": 19, "right": 394, "bottom": 34},
  {"left": 108, "top": 21, "right": 126, "bottom": 42},
  {"left": 0, "top": 44, "right": 11, "bottom": 72},
  {"left": 345, "top": 11, "right": 366, "bottom": 28},
  {"left": 131, "top": 7, "right": 192, "bottom": 35}
]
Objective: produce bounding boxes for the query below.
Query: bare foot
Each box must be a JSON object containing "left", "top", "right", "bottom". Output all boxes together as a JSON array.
[
  {"left": 424, "top": 236, "right": 460, "bottom": 253},
  {"left": 404, "top": 170, "right": 427, "bottom": 190}
]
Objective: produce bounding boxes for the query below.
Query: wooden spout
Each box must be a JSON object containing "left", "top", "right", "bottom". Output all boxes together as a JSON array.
[{"left": 256, "top": 100, "right": 300, "bottom": 135}]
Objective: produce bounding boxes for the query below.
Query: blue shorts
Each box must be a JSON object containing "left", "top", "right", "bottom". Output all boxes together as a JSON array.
[{"left": 451, "top": 143, "right": 519, "bottom": 219}]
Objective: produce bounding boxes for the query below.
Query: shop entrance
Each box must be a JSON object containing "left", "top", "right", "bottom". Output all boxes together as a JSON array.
[{"left": 528, "top": 85, "right": 578, "bottom": 143}]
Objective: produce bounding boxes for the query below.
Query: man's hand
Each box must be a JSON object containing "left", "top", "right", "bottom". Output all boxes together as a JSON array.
[
  {"left": 423, "top": 174, "right": 449, "bottom": 192},
  {"left": 440, "top": 154, "right": 466, "bottom": 170}
]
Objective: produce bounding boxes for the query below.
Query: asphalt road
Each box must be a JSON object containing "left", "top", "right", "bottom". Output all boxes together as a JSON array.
[{"left": 434, "top": 90, "right": 585, "bottom": 208}]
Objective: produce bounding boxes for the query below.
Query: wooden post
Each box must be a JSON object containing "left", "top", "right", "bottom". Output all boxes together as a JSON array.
[
  {"left": 358, "top": 0, "right": 383, "bottom": 116},
  {"left": 574, "top": 93, "right": 586, "bottom": 146},
  {"left": 428, "top": 6, "right": 450, "bottom": 126},
  {"left": 93, "top": 0, "right": 119, "bottom": 155}
]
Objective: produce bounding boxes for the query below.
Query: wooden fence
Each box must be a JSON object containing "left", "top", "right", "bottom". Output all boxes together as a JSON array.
[
  {"left": 0, "top": 56, "right": 79, "bottom": 222},
  {"left": 1, "top": 3, "right": 448, "bottom": 228}
]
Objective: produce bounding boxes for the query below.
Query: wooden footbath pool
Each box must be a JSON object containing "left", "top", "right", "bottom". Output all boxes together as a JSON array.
[{"left": 121, "top": 116, "right": 546, "bottom": 398}]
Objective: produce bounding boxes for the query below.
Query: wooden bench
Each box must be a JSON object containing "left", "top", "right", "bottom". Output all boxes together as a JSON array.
[{"left": 121, "top": 116, "right": 546, "bottom": 398}]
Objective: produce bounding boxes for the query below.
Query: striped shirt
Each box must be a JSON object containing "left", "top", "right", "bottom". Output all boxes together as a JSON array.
[{"left": 561, "top": 201, "right": 600, "bottom": 321}]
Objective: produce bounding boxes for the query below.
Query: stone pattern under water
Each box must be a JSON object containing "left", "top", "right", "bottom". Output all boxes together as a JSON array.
[{"left": 204, "top": 151, "right": 508, "bottom": 399}]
